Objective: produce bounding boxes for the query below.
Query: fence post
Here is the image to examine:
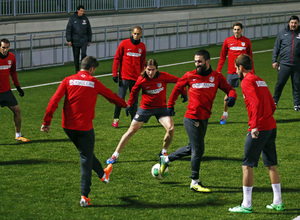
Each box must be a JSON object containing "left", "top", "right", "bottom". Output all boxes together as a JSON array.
[
  {"left": 62, "top": 31, "right": 65, "bottom": 64},
  {"left": 114, "top": 0, "right": 118, "bottom": 11},
  {"left": 67, "top": 0, "right": 71, "bottom": 13},
  {"left": 156, "top": 0, "right": 160, "bottom": 9},
  {"left": 13, "top": 0, "right": 16, "bottom": 16},
  {"left": 30, "top": 34, "right": 33, "bottom": 68}
]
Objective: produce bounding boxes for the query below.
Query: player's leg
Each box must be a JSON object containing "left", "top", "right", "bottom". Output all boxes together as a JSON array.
[
  {"left": 113, "top": 80, "right": 129, "bottom": 127},
  {"left": 72, "top": 46, "right": 80, "bottom": 73},
  {"left": 291, "top": 66, "right": 300, "bottom": 111},
  {"left": 273, "top": 64, "right": 292, "bottom": 106},
  {"left": 128, "top": 80, "right": 138, "bottom": 120},
  {"left": 80, "top": 44, "right": 88, "bottom": 61},
  {"left": 8, "top": 104, "right": 29, "bottom": 142}
]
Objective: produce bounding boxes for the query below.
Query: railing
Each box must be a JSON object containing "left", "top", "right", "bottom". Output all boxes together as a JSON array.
[
  {"left": 0, "top": 0, "right": 296, "bottom": 16},
  {"left": 1, "top": 11, "right": 297, "bottom": 70}
]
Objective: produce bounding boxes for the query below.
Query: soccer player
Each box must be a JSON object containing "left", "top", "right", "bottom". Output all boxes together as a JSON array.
[
  {"left": 217, "top": 22, "right": 253, "bottom": 124},
  {"left": 0, "top": 38, "right": 30, "bottom": 142},
  {"left": 272, "top": 15, "right": 300, "bottom": 111},
  {"left": 229, "top": 54, "right": 284, "bottom": 213},
  {"left": 106, "top": 59, "right": 187, "bottom": 164},
  {"left": 112, "top": 26, "right": 146, "bottom": 128},
  {"left": 160, "top": 49, "right": 237, "bottom": 192},
  {"left": 41, "top": 56, "right": 128, "bottom": 207}
]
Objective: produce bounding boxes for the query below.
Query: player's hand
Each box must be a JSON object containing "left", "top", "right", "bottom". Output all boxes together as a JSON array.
[
  {"left": 68, "top": 42, "right": 72, "bottom": 46},
  {"left": 41, "top": 124, "right": 50, "bottom": 133},
  {"left": 16, "top": 86, "right": 24, "bottom": 97},
  {"left": 125, "top": 107, "right": 131, "bottom": 117},
  {"left": 225, "top": 97, "right": 235, "bottom": 107},
  {"left": 181, "top": 94, "right": 188, "bottom": 103},
  {"left": 272, "top": 62, "right": 278, "bottom": 69},
  {"left": 168, "top": 107, "right": 175, "bottom": 116},
  {"left": 119, "top": 80, "right": 123, "bottom": 87},
  {"left": 113, "top": 76, "right": 118, "bottom": 83},
  {"left": 251, "top": 128, "right": 259, "bottom": 139}
]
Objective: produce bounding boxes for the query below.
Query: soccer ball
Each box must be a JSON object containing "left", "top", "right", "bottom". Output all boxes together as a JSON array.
[{"left": 151, "top": 163, "right": 168, "bottom": 180}]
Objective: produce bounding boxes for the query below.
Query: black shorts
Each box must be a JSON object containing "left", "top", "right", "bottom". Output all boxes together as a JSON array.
[
  {"left": 227, "top": 73, "right": 239, "bottom": 87},
  {"left": 242, "top": 128, "right": 278, "bottom": 167},
  {"left": 133, "top": 107, "right": 170, "bottom": 123},
  {"left": 0, "top": 90, "right": 18, "bottom": 108}
]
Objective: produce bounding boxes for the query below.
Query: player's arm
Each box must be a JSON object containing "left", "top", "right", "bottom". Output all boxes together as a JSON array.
[
  {"left": 66, "top": 17, "right": 73, "bottom": 46},
  {"left": 218, "top": 73, "right": 237, "bottom": 105},
  {"left": 97, "top": 80, "right": 127, "bottom": 107},
  {"left": 272, "top": 34, "right": 281, "bottom": 69},
  {"left": 217, "top": 39, "right": 228, "bottom": 72},
  {"left": 168, "top": 74, "right": 189, "bottom": 108},
  {"left": 140, "top": 46, "right": 146, "bottom": 72},
  {"left": 127, "top": 78, "right": 142, "bottom": 107},
  {"left": 10, "top": 57, "right": 24, "bottom": 97}
]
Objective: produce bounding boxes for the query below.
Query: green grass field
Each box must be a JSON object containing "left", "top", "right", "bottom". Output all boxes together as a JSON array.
[{"left": 0, "top": 37, "right": 299, "bottom": 220}]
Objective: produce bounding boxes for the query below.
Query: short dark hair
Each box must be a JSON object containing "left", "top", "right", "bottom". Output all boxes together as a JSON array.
[
  {"left": 195, "top": 49, "right": 210, "bottom": 60},
  {"left": 233, "top": 22, "right": 243, "bottom": 29},
  {"left": 81, "top": 56, "right": 99, "bottom": 70},
  {"left": 289, "top": 15, "right": 299, "bottom": 22},
  {"left": 77, "top": 5, "right": 85, "bottom": 11},
  {"left": 1, "top": 38, "right": 10, "bottom": 46},
  {"left": 235, "top": 54, "right": 252, "bottom": 70}
]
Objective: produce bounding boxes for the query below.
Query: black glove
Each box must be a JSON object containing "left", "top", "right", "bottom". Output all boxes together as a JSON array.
[
  {"left": 167, "top": 107, "right": 175, "bottom": 116},
  {"left": 119, "top": 80, "right": 123, "bottom": 87},
  {"left": 125, "top": 107, "right": 131, "bottom": 117},
  {"left": 181, "top": 94, "right": 188, "bottom": 103},
  {"left": 225, "top": 97, "right": 235, "bottom": 107},
  {"left": 113, "top": 76, "right": 118, "bottom": 83},
  {"left": 16, "top": 86, "right": 24, "bottom": 97}
]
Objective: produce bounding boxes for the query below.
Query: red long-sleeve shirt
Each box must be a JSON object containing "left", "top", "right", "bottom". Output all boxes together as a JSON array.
[
  {"left": 128, "top": 71, "right": 186, "bottom": 109},
  {"left": 43, "top": 71, "right": 127, "bottom": 131},
  {"left": 112, "top": 38, "right": 146, "bottom": 81},
  {"left": 168, "top": 69, "right": 237, "bottom": 120},
  {"left": 217, "top": 35, "right": 253, "bottom": 74},
  {"left": 0, "top": 52, "right": 20, "bottom": 93},
  {"left": 241, "top": 72, "right": 276, "bottom": 131}
]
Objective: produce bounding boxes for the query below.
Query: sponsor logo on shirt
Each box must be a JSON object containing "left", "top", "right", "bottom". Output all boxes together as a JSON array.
[
  {"left": 256, "top": 81, "right": 267, "bottom": 87},
  {"left": 69, "top": 80, "right": 95, "bottom": 88},
  {"left": 145, "top": 87, "right": 164, "bottom": 94},
  {"left": 126, "top": 52, "right": 142, "bottom": 57},
  {"left": 192, "top": 83, "right": 215, "bottom": 89},
  {"left": 0, "top": 65, "right": 11, "bottom": 70},
  {"left": 229, "top": 46, "right": 246, "bottom": 51}
]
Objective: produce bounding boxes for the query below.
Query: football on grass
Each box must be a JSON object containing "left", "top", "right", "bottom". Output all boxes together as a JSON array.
[{"left": 151, "top": 163, "right": 168, "bottom": 180}]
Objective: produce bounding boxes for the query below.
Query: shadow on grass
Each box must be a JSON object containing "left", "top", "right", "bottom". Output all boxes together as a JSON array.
[
  {"left": 0, "top": 159, "right": 78, "bottom": 166},
  {"left": 276, "top": 118, "right": 300, "bottom": 123},
  {"left": 0, "top": 138, "right": 70, "bottom": 146},
  {"left": 90, "top": 195, "right": 223, "bottom": 208}
]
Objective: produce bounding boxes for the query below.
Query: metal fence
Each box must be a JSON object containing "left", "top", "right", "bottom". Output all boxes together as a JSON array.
[
  {"left": 0, "top": 0, "right": 296, "bottom": 16},
  {"left": 1, "top": 11, "right": 298, "bottom": 70}
]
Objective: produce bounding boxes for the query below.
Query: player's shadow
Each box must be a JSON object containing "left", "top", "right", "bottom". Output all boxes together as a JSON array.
[
  {"left": 276, "top": 118, "right": 300, "bottom": 123},
  {"left": 174, "top": 156, "right": 243, "bottom": 162},
  {"left": 0, "top": 138, "right": 70, "bottom": 146},
  {"left": 0, "top": 159, "right": 78, "bottom": 166}
]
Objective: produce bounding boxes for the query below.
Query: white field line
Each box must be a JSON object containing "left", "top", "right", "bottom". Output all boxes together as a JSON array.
[{"left": 12, "top": 49, "right": 273, "bottom": 90}]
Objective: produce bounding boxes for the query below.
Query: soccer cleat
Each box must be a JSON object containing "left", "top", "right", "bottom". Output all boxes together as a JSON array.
[
  {"left": 190, "top": 182, "right": 211, "bottom": 193},
  {"left": 294, "top": 106, "right": 300, "bottom": 112},
  {"left": 101, "top": 164, "right": 113, "bottom": 183},
  {"left": 80, "top": 196, "right": 91, "bottom": 207},
  {"left": 220, "top": 116, "right": 227, "bottom": 125},
  {"left": 112, "top": 118, "right": 119, "bottom": 128},
  {"left": 15, "top": 136, "right": 30, "bottom": 142},
  {"left": 160, "top": 154, "right": 168, "bottom": 176},
  {"left": 106, "top": 155, "right": 117, "bottom": 165},
  {"left": 229, "top": 205, "right": 253, "bottom": 213},
  {"left": 266, "top": 203, "right": 284, "bottom": 211}
]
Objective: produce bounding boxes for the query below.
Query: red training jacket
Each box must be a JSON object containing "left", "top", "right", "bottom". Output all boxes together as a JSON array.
[
  {"left": 43, "top": 71, "right": 127, "bottom": 131},
  {"left": 217, "top": 35, "right": 253, "bottom": 74},
  {"left": 0, "top": 52, "right": 20, "bottom": 93},
  {"left": 241, "top": 72, "right": 276, "bottom": 131},
  {"left": 112, "top": 38, "right": 146, "bottom": 81},
  {"left": 128, "top": 71, "right": 186, "bottom": 109},
  {"left": 168, "top": 69, "right": 237, "bottom": 120}
]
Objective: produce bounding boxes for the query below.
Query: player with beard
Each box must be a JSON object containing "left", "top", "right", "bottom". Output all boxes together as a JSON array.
[{"left": 160, "top": 49, "right": 237, "bottom": 192}]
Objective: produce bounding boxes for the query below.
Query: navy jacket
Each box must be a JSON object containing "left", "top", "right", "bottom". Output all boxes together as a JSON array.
[
  {"left": 66, "top": 12, "right": 92, "bottom": 47},
  {"left": 272, "top": 24, "right": 300, "bottom": 66}
]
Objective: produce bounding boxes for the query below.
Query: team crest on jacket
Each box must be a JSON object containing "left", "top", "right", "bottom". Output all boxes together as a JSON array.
[
  {"left": 209, "top": 76, "right": 214, "bottom": 82},
  {"left": 8, "top": 60, "right": 12, "bottom": 65},
  {"left": 82, "top": 20, "right": 87, "bottom": 25},
  {"left": 139, "top": 48, "right": 142, "bottom": 53},
  {"left": 241, "top": 42, "right": 245, "bottom": 46},
  {"left": 157, "top": 83, "right": 162, "bottom": 87},
  {"left": 297, "top": 33, "right": 300, "bottom": 39}
]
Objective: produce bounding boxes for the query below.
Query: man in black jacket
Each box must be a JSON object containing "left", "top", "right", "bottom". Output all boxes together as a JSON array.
[
  {"left": 272, "top": 15, "right": 300, "bottom": 111},
  {"left": 66, "top": 5, "right": 92, "bottom": 73}
]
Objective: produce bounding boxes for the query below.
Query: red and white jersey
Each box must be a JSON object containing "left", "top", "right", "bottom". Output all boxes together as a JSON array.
[
  {"left": 112, "top": 38, "right": 146, "bottom": 81},
  {"left": 128, "top": 71, "right": 185, "bottom": 109},
  {"left": 217, "top": 35, "right": 253, "bottom": 74},
  {"left": 241, "top": 72, "right": 276, "bottom": 131},
  {"left": 168, "top": 68, "right": 237, "bottom": 120},
  {"left": 43, "top": 70, "right": 127, "bottom": 131},
  {"left": 0, "top": 52, "right": 20, "bottom": 93}
]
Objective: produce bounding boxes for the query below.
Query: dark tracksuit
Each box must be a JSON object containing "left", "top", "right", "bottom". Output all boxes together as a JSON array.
[
  {"left": 66, "top": 12, "right": 92, "bottom": 72},
  {"left": 272, "top": 24, "right": 300, "bottom": 107}
]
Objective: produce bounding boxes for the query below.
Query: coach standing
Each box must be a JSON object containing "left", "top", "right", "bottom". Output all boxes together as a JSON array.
[
  {"left": 272, "top": 15, "right": 300, "bottom": 111},
  {"left": 66, "top": 5, "right": 92, "bottom": 73}
]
